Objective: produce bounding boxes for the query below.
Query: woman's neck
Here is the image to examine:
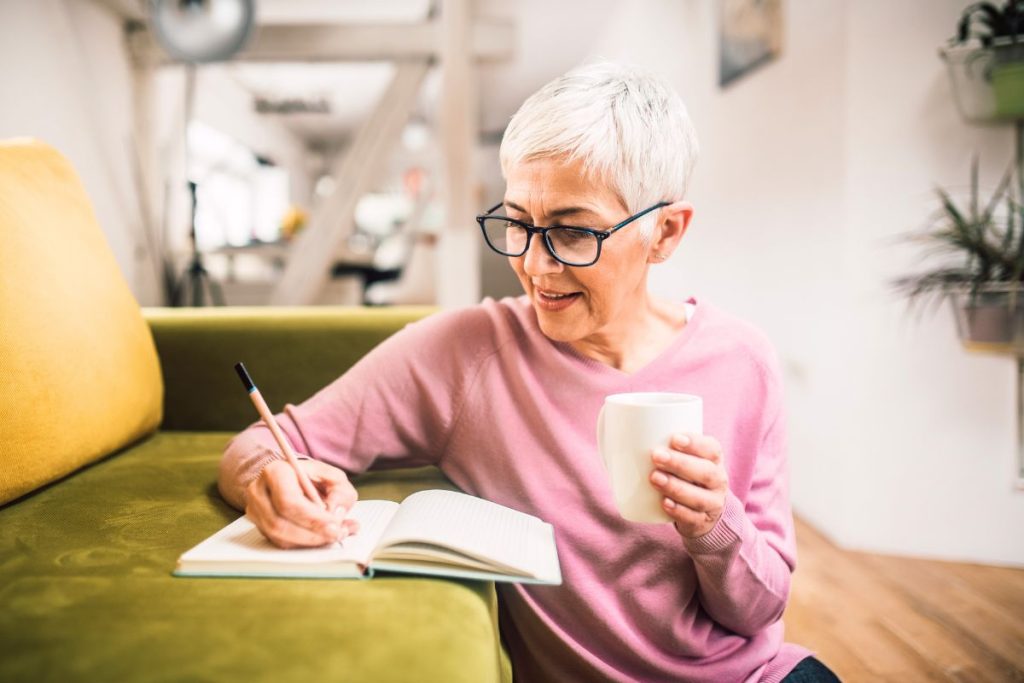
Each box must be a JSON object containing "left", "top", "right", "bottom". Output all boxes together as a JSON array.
[{"left": 568, "top": 296, "right": 688, "bottom": 373}]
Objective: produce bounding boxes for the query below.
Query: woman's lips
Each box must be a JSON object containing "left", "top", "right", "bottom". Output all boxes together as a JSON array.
[{"left": 535, "top": 288, "right": 582, "bottom": 312}]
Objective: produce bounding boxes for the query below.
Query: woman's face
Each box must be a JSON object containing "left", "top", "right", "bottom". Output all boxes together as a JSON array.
[{"left": 503, "top": 156, "right": 659, "bottom": 345}]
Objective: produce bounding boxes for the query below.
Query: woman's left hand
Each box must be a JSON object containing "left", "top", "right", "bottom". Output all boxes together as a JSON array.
[{"left": 649, "top": 433, "right": 729, "bottom": 539}]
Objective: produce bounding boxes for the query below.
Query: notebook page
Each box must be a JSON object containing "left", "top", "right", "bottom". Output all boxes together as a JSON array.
[
  {"left": 373, "top": 543, "right": 505, "bottom": 572},
  {"left": 179, "top": 500, "right": 399, "bottom": 567},
  {"left": 375, "top": 490, "right": 560, "bottom": 582}
]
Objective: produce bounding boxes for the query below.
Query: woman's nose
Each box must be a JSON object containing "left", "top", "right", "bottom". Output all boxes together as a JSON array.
[{"left": 522, "top": 233, "right": 563, "bottom": 276}]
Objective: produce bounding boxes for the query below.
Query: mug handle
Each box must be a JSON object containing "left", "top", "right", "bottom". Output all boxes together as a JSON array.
[{"left": 596, "top": 404, "right": 608, "bottom": 471}]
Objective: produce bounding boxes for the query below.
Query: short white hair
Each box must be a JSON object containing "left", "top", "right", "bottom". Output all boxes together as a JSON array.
[{"left": 499, "top": 60, "right": 699, "bottom": 240}]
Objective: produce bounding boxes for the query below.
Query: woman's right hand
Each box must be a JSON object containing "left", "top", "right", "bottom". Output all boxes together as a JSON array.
[{"left": 244, "top": 458, "right": 360, "bottom": 549}]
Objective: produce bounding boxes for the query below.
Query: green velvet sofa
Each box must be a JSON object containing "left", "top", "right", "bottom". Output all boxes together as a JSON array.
[
  {"left": 0, "top": 307, "right": 513, "bottom": 683},
  {"left": 0, "top": 140, "right": 511, "bottom": 682}
]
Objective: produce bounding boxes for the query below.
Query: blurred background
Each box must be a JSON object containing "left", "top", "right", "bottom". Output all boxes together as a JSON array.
[{"left": 1, "top": 0, "right": 1021, "bottom": 577}]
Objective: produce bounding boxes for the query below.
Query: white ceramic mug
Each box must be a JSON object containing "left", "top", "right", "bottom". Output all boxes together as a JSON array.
[{"left": 596, "top": 392, "right": 703, "bottom": 523}]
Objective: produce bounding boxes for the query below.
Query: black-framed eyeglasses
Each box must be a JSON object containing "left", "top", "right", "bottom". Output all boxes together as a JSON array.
[{"left": 476, "top": 201, "right": 670, "bottom": 267}]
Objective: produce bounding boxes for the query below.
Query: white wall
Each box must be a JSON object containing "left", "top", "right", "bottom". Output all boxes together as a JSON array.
[
  {"left": 559, "top": 0, "right": 1023, "bottom": 565},
  {"left": 0, "top": 0, "right": 160, "bottom": 302},
  {"left": 0, "top": 0, "right": 314, "bottom": 305}
]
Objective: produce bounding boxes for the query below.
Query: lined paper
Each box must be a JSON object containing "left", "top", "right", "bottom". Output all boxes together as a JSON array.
[
  {"left": 177, "top": 500, "right": 400, "bottom": 569},
  {"left": 375, "top": 490, "right": 560, "bottom": 582}
]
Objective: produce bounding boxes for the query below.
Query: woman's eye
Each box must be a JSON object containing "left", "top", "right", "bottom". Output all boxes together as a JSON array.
[{"left": 559, "top": 229, "right": 590, "bottom": 242}]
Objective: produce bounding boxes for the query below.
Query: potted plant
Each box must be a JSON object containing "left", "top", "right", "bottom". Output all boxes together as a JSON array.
[
  {"left": 890, "top": 160, "right": 1024, "bottom": 353},
  {"left": 941, "top": 0, "right": 1024, "bottom": 122}
]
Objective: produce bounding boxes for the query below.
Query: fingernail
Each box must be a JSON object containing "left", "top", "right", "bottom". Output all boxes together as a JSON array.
[
  {"left": 333, "top": 507, "right": 345, "bottom": 521},
  {"left": 652, "top": 449, "right": 669, "bottom": 464},
  {"left": 326, "top": 523, "right": 342, "bottom": 538},
  {"left": 652, "top": 471, "right": 668, "bottom": 486},
  {"left": 675, "top": 434, "right": 691, "bottom": 446}
]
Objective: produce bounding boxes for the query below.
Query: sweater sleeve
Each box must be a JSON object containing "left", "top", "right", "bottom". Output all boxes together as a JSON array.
[
  {"left": 217, "top": 310, "right": 483, "bottom": 511},
  {"left": 681, "top": 353, "right": 797, "bottom": 637}
]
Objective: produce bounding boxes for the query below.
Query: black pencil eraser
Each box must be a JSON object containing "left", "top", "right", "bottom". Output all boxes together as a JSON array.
[{"left": 234, "top": 362, "right": 255, "bottom": 392}]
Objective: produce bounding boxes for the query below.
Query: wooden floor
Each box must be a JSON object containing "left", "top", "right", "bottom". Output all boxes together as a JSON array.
[{"left": 785, "top": 517, "right": 1024, "bottom": 682}]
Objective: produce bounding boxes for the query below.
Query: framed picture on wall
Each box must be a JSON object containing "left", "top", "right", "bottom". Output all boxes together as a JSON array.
[{"left": 719, "top": 0, "right": 784, "bottom": 87}]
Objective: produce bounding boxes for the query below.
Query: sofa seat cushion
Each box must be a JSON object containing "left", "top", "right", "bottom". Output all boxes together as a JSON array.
[
  {"left": 0, "top": 139, "right": 163, "bottom": 505},
  {"left": 0, "top": 431, "right": 510, "bottom": 682}
]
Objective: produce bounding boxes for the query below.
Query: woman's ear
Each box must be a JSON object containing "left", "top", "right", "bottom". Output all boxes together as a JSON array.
[{"left": 647, "top": 201, "right": 694, "bottom": 263}]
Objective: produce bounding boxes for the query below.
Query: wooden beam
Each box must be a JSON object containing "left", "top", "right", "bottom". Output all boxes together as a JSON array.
[
  {"left": 129, "top": 63, "right": 172, "bottom": 304},
  {"left": 268, "top": 61, "right": 430, "bottom": 305},
  {"left": 127, "top": 19, "right": 514, "bottom": 66},
  {"left": 436, "top": 0, "right": 481, "bottom": 308}
]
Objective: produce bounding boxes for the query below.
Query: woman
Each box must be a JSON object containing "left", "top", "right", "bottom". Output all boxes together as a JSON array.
[{"left": 219, "top": 61, "right": 839, "bottom": 683}]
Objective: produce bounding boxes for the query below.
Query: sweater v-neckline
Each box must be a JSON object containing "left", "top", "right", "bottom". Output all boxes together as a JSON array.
[{"left": 546, "top": 296, "right": 703, "bottom": 382}]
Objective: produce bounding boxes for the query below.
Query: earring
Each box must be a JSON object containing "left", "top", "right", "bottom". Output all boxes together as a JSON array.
[{"left": 654, "top": 252, "right": 667, "bottom": 261}]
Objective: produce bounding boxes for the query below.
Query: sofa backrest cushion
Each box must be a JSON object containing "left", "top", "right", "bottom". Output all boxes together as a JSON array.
[
  {"left": 145, "top": 306, "right": 436, "bottom": 432},
  {"left": 0, "top": 139, "right": 163, "bottom": 505}
]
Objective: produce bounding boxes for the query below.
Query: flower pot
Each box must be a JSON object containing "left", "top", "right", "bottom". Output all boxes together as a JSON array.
[
  {"left": 941, "top": 40, "right": 1024, "bottom": 123},
  {"left": 993, "top": 41, "right": 1024, "bottom": 118},
  {"left": 949, "top": 283, "right": 1024, "bottom": 354}
]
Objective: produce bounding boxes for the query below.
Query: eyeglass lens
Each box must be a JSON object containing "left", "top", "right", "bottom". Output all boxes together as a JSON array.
[{"left": 481, "top": 218, "right": 598, "bottom": 265}]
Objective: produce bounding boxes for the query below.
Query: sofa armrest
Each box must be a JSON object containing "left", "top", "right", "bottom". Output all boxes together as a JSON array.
[{"left": 144, "top": 306, "right": 435, "bottom": 432}]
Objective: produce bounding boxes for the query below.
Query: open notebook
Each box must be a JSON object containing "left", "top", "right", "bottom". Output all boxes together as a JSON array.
[{"left": 175, "top": 489, "right": 562, "bottom": 585}]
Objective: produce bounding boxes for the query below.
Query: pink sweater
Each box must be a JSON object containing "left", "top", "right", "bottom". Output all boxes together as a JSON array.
[{"left": 220, "top": 295, "right": 811, "bottom": 682}]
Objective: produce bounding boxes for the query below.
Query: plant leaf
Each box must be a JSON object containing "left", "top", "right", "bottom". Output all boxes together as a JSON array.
[
  {"left": 971, "top": 154, "right": 980, "bottom": 221},
  {"left": 982, "top": 161, "right": 1014, "bottom": 220}
]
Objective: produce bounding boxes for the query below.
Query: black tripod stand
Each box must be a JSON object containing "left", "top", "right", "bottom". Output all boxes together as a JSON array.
[
  {"left": 171, "top": 180, "right": 224, "bottom": 306},
  {"left": 149, "top": 2, "right": 256, "bottom": 306}
]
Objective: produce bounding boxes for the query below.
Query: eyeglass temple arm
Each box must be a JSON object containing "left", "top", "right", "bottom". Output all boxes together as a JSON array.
[
  {"left": 480, "top": 202, "right": 504, "bottom": 217},
  {"left": 601, "top": 201, "right": 671, "bottom": 238}
]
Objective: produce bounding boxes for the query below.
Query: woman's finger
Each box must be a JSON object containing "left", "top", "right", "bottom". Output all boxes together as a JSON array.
[
  {"left": 247, "top": 476, "right": 343, "bottom": 548},
  {"left": 651, "top": 448, "right": 725, "bottom": 490},
  {"left": 669, "top": 433, "right": 724, "bottom": 464},
  {"left": 662, "top": 498, "right": 710, "bottom": 533},
  {"left": 265, "top": 461, "right": 335, "bottom": 528},
  {"left": 649, "top": 470, "right": 719, "bottom": 512},
  {"left": 308, "top": 462, "right": 358, "bottom": 514}
]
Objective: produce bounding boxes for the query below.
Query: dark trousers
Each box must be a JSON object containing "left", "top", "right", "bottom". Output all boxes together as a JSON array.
[{"left": 780, "top": 656, "right": 842, "bottom": 682}]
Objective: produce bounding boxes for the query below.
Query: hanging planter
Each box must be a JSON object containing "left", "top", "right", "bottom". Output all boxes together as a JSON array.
[
  {"left": 993, "top": 40, "right": 1024, "bottom": 118},
  {"left": 889, "top": 159, "right": 1022, "bottom": 351},
  {"left": 941, "top": 1, "right": 1024, "bottom": 124},
  {"left": 942, "top": 39, "right": 1024, "bottom": 122},
  {"left": 948, "top": 281, "right": 1024, "bottom": 352}
]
